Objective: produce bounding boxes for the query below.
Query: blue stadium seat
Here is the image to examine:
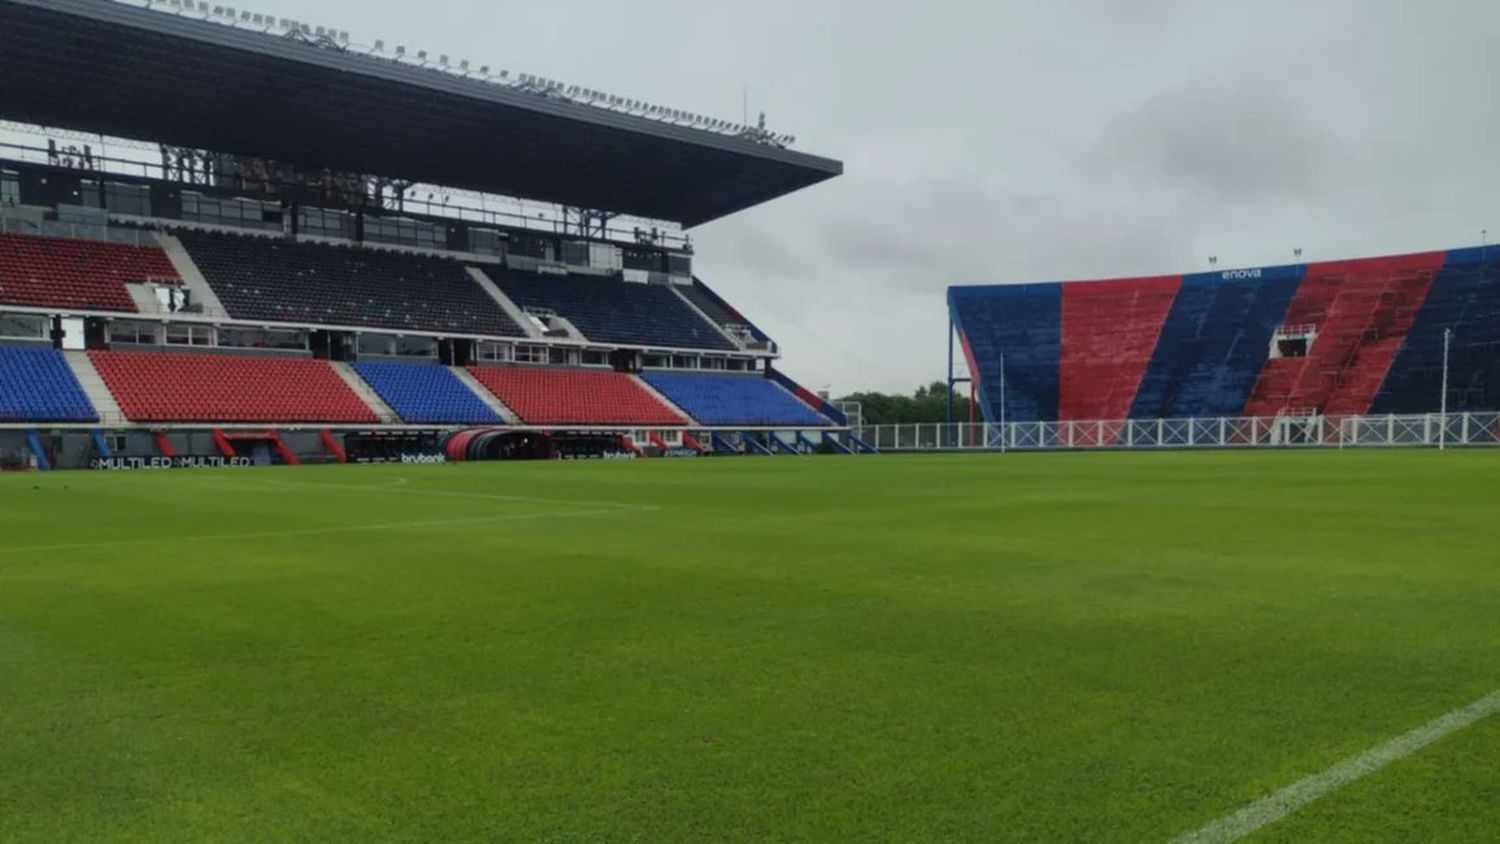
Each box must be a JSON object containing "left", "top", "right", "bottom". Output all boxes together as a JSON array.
[
  {"left": 950, "top": 283, "right": 1061, "bottom": 422},
  {"left": 1131, "top": 268, "right": 1302, "bottom": 418},
  {"left": 0, "top": 345, "right": 98, "bottom": 422},
  {"left": 1373, "top": 249, "right": 1500, "bottom": 413},
  {"left": 353, "top": 361, "right": 504, "bottom": 424},
  {"left": 497, "top": 270, "right": 736, "bottom": 351},
  {"left": 641, "top": 372, "right": 830, "bottom": 426}
]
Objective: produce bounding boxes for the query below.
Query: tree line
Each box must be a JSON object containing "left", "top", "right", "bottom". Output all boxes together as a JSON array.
[{"left": 837, "top": 382, "right": 976, "bottom": 425}]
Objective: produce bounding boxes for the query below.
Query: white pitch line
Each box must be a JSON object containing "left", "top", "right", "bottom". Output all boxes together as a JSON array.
[
  {"left": 0, "top": 506, "right": 635, "bottom": 558},
  {"left": 1172, "top": 688, "right": 1500, "bottom": 843}
]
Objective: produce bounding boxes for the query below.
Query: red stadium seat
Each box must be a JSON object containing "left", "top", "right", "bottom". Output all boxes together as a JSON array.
[
  {"left": 0, "top": 233, "right": 180, "bottom": 312},
  {"left": 1245, "top": 253, "right": 1444, "bottom": 418},
  {"left": 467, "top": 365, "right": 686, "bottom": 426},
  {"left": 90, "top": 350, "right": 379, "bottom": 423}
]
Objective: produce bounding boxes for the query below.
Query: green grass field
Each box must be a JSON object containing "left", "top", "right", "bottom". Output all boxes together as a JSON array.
[{"left": 3, "top": 452, "right": 1498, "bottom": 842}]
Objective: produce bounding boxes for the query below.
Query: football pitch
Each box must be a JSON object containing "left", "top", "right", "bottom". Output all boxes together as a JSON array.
[{"left": 3, "top": 451, "right": 1498, "bottom": 842}]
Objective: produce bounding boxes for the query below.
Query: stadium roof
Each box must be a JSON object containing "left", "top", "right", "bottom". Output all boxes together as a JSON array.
[{"left": 0, "top": 0, "right": 843, "bottom": 227}]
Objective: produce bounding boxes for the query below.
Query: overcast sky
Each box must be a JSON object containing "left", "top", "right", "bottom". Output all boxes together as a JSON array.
[{"left": 239, "top": 1, "right": 1496, "bottom": 393}]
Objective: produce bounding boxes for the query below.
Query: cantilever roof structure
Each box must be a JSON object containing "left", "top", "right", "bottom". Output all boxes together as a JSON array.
[{"left": 0, "top": 0, "right": 843, "bottom": 227}]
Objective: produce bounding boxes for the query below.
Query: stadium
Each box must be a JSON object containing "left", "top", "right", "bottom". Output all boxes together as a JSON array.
[{"left": 2, "top": 1, "right": 1498, "bottom": 841}]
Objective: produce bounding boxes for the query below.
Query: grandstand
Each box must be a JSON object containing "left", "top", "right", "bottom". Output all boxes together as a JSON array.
[
  {"left": 0, "top": 0, "right": 850, "bottom": 470},
  {"left": 948, "top": 246, "right": 1500, "bottom": 439}
]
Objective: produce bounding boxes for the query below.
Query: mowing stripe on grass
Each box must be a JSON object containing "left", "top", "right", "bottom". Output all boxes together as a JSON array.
[
  {"left": 1172, "top": 688, "right": 1500, "bottom": 843},
  {"left": 0, "top": 506, "right": 639, "bottom": 558},
  {"left": 203, "top": 475, "right": 652, "bottom": 511}
]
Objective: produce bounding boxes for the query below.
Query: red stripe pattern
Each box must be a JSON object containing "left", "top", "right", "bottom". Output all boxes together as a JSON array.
[{"left": 1059, "top": 276, "right": 1180, "bottom": 421}]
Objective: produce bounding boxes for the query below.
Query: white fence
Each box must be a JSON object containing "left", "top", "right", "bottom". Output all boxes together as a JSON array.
[{"left": 859, "top": 413, "right": 1500, "bottom": 451}]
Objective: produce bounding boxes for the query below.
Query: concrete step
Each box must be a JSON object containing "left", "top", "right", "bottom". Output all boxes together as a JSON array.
[
  {"left": 630, "top": 374, "right": 696, "bottom": 424},
  {"left": 330, "top": 361, "right": 400, "bottom": 424},
  {"left": 668, "top": 283, "right": 745, "bottom": 350},
  {"left": 155, "top": 231, "right": 229, "bottom": 315},
  {"left": 467, "top": 266, "right": 543, "bottom": 339},
  {"left": 63, "top": 350, "right": 127, "bottom": 425},
  {"left": 450, "top": 366, "right": 518, "bottom": 423}
]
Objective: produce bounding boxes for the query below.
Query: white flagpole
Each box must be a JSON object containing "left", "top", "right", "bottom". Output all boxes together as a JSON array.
[
  {"left": 999, "top": 353, "right": 1007, "bottom": 454},
  {"left": 1440, "top": 328, "right": 1452, "bottom": 450}
]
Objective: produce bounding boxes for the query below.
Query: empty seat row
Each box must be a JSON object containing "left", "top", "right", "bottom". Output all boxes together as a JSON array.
[
  {"left": 91, "top": 349, "right": 379, "bottom": 423},
  {"left": 640, "top": 372, "right": 831, "bottom": 427},
  {"left": 1130, "top": 271, "right": 1302, "bottom": 419},
  {"left": 1374, "top": 251, "right": 1500, "bottom": 413},
  {"left": 353, "top": 361, "right": 504, "bottom": 425},
  {"left": 496, "top": 270, "right": 736, "bottom": 351},
  {"left": 0, "top": 232, "right": 180, "bottom": 312},
  {"left": 467, "top": 365, "right": 686, "bottom": 426},
  {"left": 175, "top": 229, "right": 524, "bottom": 337},
  {"left": 0, "top": 345, "right": 97, "bottom": 422},
  {"left": 678, "top": 279, "right": 769, "bottom": 341},
  {"left": 1058, "top": 277, "right": 1180, "bottom": 422},
  {"left": 1243, "top": 253, "right": 1445, "bottom": 417}
]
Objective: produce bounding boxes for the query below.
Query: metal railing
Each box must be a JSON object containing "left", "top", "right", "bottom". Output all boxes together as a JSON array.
[
  {"left": 858, "top": 413, "right": 1500, "bottom": 451},
  {"left": 0, "top": 214, "right": 158, "bottom": 246}
]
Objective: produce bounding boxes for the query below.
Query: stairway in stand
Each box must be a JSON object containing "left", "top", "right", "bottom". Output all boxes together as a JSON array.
[{"left": 1244, "top": 253, "right": 1443, "bottom": 416}]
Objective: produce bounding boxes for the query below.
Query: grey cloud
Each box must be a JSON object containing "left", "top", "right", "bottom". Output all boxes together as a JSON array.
[
  {"left": 225, "top": 0, "right": 1500, "bottom": 393},
  {"left": 1100, "top": 82, "right": 1358, "bottom": 203}
]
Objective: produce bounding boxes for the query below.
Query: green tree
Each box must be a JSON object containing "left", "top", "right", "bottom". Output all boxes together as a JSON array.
[{"left": 837, "top": 382, "right": 975, "bottom": 425}]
